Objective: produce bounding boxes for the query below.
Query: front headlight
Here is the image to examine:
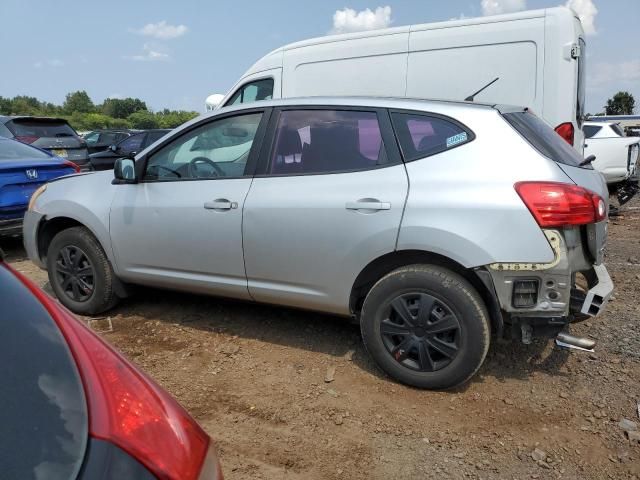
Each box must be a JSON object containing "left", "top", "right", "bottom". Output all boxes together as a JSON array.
[{"left": 28, "top": 184, "right": 47, "bottom": 211}]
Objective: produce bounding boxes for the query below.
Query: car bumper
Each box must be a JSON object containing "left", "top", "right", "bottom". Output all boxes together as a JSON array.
[
  {"left": 580, "top": 263, "right": 614, "bottom": 317},
  {"left": 22, "top": 210, "right": 45, "bottom": 268}
]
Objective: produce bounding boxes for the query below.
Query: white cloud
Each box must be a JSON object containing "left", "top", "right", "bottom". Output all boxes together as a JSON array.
[
  {"left": 124, "top": 44, "right": 170, "bottom": 62},
  {"left": 481, "top": 0, "right": 526, "bottom": 16},
  {"left": 564, "top": 0, "right": 597, "bottom": 35},
  {"left": 133, "top": 20, "right": 188, "bottom": 39},
  {"left": 33, "top": 59, "right": 64, "bottom": 68},
  {"left": 331, "top": 6, "right": 392, "bottom": 34},
  {"left": 588, "top": 60, "right": 640, "bottom": 88}
]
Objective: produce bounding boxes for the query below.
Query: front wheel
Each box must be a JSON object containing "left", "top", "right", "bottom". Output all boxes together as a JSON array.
[
  {"left": 47, "top": 226, "right": 120, "bottom": 315},
  {"left": 360, "top": 265, "right": 490, "bottom": 390}
]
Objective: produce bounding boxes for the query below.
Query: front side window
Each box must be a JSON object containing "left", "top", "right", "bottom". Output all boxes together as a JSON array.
[
  {"left": 144, "top": 112, "right": 262, "bottom": 181},
  {"left": 84, "top": 132, "right": 99, "bottom": 145},
  {"left": 98, "top": 132, "right": 119, "bottom": 145},
  {"left": 118, "top": 133, "right": 145, "bottom": 154},
  {"left": 269, "top": 110, "right": 389, "bottom": 175},
  {"left": 226, "top": 79, "right": 274, "bottom": 107},
  {"left": 391, "top": 113, "right": 472, "bottom": 161}
]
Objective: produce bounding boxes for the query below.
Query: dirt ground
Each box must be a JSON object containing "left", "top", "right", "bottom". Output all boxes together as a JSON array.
[{"left": 3, "top": 198, "right": 640, "bottom": 480}]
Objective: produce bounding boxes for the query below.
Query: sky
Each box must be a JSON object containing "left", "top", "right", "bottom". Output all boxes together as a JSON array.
[{"left": 0, "top": 0, "right": 637, "bottom": 114}]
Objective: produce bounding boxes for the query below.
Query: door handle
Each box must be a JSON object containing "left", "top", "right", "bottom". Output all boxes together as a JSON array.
[
  {"left": 204, "top": 199, "right": 237, "bottom": 210},
  {"left": 345, "top": 200, "right": 391, "bottom": 211}
]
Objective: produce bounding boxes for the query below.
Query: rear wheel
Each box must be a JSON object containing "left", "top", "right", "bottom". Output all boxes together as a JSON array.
[
  {"left": 360, "top": 264, "right": 490, "bottom": 389},
  {"left": 47, "top": 227, "right": 120, "bottom": 315}
]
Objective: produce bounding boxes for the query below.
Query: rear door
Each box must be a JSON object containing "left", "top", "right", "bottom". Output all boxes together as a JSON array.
[{"left": 242, "top": 107, "right": 408, "bottom": 314}]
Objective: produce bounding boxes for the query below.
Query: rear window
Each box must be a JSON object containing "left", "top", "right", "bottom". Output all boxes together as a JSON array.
[
  {"left": 0, "top": 265, "right": 88, "bottom": 480},
  {"left": 0, "top": 139, "right": 51, "bottom": 160},
  {"left": 583, "top": 125, "right": 601, "bottom": 139},
  {"left": 7, "top": 119, "right": 76, "bottom": 138},
  {"left": 503, "top": 111, "right": 584, "bottom": 167},
  {"left": 391, "top": 113, "right": 473, "bottom": 162}
]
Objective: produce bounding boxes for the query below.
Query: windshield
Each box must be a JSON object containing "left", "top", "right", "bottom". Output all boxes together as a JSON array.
[
  {"left": 7, "top": 119, "right": 77, "bottom": 138},
  {"left": 0, "top": 139, "right": 51, "bottom": 160},
  {"left": 503, "top": 111, "right": 586, "bottom": 167}
]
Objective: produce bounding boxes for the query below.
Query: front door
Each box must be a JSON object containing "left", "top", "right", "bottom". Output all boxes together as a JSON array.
[
  {"left": 109, "top": 110, "right": 268, "bottom": 299},
  {"left": 243, "top": 107, "right": 408, "bottom": 314}
]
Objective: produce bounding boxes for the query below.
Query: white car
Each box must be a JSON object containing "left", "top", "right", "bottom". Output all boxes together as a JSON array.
[{"left": 584, "top": 121, "right": 639, "bottom": 185}]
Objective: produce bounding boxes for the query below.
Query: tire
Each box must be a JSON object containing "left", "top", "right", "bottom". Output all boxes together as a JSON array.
[
  {"left": 47, "top": 226, "right": 120, "bottom": 315},
  {"left": 360, "top": 264, "right": 490, "bottom": 390}
]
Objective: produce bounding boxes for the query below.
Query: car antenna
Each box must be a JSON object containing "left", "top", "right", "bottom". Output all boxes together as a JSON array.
[{"left": 464, "top": 77, "right": 500, "bottom": 102}]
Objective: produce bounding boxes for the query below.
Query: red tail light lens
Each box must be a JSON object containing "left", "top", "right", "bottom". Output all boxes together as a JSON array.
[
  {"left": 515, "top": 181, "right": 606, "bottom": 227},
  {"left": 14, "top": 135, "right": 39, "bottom": 144},
  {"left": 554, "top": 122, "right": 574, "bottom": 145},
  {"left": 15, "top": 273, "right": 213, "bottom": 480},
  {"left": 62, "top": 160, "right": 81, "bottom": 173}
]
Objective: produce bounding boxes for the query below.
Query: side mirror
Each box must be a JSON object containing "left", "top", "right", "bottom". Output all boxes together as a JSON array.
[
  {"left": 109, "top": 144, "right": 118, "bottom": 153},
  {"left": 113, "top": 158, "right": 137, "bottom": 184}
]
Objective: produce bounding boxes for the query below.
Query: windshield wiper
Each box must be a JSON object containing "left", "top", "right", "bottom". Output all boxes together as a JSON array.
[
  {"left": 580, "top": 154, "right": 596, "bottom": 167},
  {"left": 465, "top": 77, "right": 500, "bottom": 102}
]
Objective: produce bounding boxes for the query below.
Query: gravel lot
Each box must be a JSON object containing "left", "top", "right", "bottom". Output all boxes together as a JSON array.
[{"left": 3, "top": 198, "right": 639, "bottom": 480}]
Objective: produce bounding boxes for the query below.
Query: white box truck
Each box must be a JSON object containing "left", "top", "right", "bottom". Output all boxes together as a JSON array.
[{"left": 208, "top": 7, "right": 586, "bottom": 151}]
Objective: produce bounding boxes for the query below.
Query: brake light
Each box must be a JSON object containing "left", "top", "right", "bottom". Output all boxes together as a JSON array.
[
  {"left": 63, "top": 160, "right": 81, "bottom": 173},
  {"left": 14, "top": 135, "right": 38, "bottom": 144},
  {"left": 515, "top": 182, "right": 606, "bottom": 227},
  {"left": 554, "top": 122, "right": 574, "bottom": 145},
  {"left": 12, "top": 269, "right": 216, "bottom": 480}
]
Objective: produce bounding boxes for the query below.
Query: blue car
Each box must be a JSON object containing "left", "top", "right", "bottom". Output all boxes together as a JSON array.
[{"left": 0, "top": 137, "right": 77, "bottom": 235}]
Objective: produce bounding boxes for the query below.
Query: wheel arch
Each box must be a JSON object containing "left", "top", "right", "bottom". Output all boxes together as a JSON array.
[{"left": 349, "top": 249, "right": 504, "bottom": 336}]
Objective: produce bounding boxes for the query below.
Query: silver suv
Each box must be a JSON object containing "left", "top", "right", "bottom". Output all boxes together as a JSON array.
[{"left": 23, "top": 97, "right": 613, "bottom": 389}]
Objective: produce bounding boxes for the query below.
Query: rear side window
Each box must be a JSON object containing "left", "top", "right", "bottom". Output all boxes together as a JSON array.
[
  {"left": 583, "top": 125, "right": 601, "bottom": 139},
  {"left": 0, "top": 139, "right": 51, "bottom": 160},
  {"left": 610, "top": 124, "right": 625, "bottom": 137},
  {"left": 391, "top": 113, "right": 472, "bottom": 161},
  {"left": 503, "top": 112, "right": 584, "bottom": 167},
  {"left": 118, "top": 133, "right": 145, "bottom": 153},
  {"left": 269, "top": 110, "right": 391, "bottom": 175},
  {"left": 226, "top": 78, "right": 274, "bottom": 107},
  {"left": 7, "top": 120, "right": 76, "bottom": 138}
]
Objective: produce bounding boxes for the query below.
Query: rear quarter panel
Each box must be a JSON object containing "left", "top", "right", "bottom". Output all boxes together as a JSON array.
[{"left": 398, "top": 106, "right": 570, "bottom": 266}]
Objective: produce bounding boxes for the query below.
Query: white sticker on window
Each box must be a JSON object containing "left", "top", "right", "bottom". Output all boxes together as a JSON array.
[{"left": 446, "top": 132, "right": 468, "bottom": 148}]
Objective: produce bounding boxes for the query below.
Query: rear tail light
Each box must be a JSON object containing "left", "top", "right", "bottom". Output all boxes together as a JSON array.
[
  {"left": 515, "top": 181, "right": 606, "bottom": 227},
  {"left": 14, "top": 135, "right": 38, "bottom": 144},
  {"left": 512, "top": 279, "right": 539, "bottom": 308},
  {"left": 554, "top": 122, "right": 575, "bottom": 145},
  {"left": 14, "top": 270, "right": 218, "bottom": 480},
  {"left": 63, "top": 160, "right": 81, "bottom": 173}
]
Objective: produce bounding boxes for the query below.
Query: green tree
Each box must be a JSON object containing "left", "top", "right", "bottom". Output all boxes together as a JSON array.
[
  {"left": 0, "top": 96, "right": 12, "bottom": 115},
  {"left": 605, "top": 91, "right": 635, "bottom": 115},
  {"left": 127, "top": 110, "right": 159, "bottom": 129},
  {"left": 9, "top": 96, "right": 42, "bottom": 115},
  {"left": 102, "top": 97, "right": 147, "bottom": 119},
  {"left": 63, "top": 90, "right": 95, "bottom": 114}
]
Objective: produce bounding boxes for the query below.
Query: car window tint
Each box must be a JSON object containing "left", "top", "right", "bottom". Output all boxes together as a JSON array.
[
  {"left": 225, "top": 78, "right": 274, "bottom": 107},
  {"left": 583, "top": 125, "right": 601, "bottom": 139},
  {"left": 84, "top": 132, "right": 99, "bottom": 145},
  {"left": 391, "top": 113, "right": 471, "bottom": 161},
  {"left": 503, "top": 111, "right": 584, "bottom": 167},
  {"left": 7, "top": 120, "right": 76, "bottom": 138},
  {"left": 269, "top": 110, "right": 388, "bottom": 175},
  {"left": 98, "top": 132, "right": 119, "bottom": 145},
  {"left": 146, "top": 131, "right": 168, "bottom": 144},
  {"left": 144, "top": 113, "right": 262, "bottom": 181},
  {"left": 0, "top": 139, "right": 51, "bottom": 160},
  {"left": 118, "top": 133, "right": 145, "bottom": 153},
  {"left": 610, "top": 124, "right": 625, "bottom": 137}
]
